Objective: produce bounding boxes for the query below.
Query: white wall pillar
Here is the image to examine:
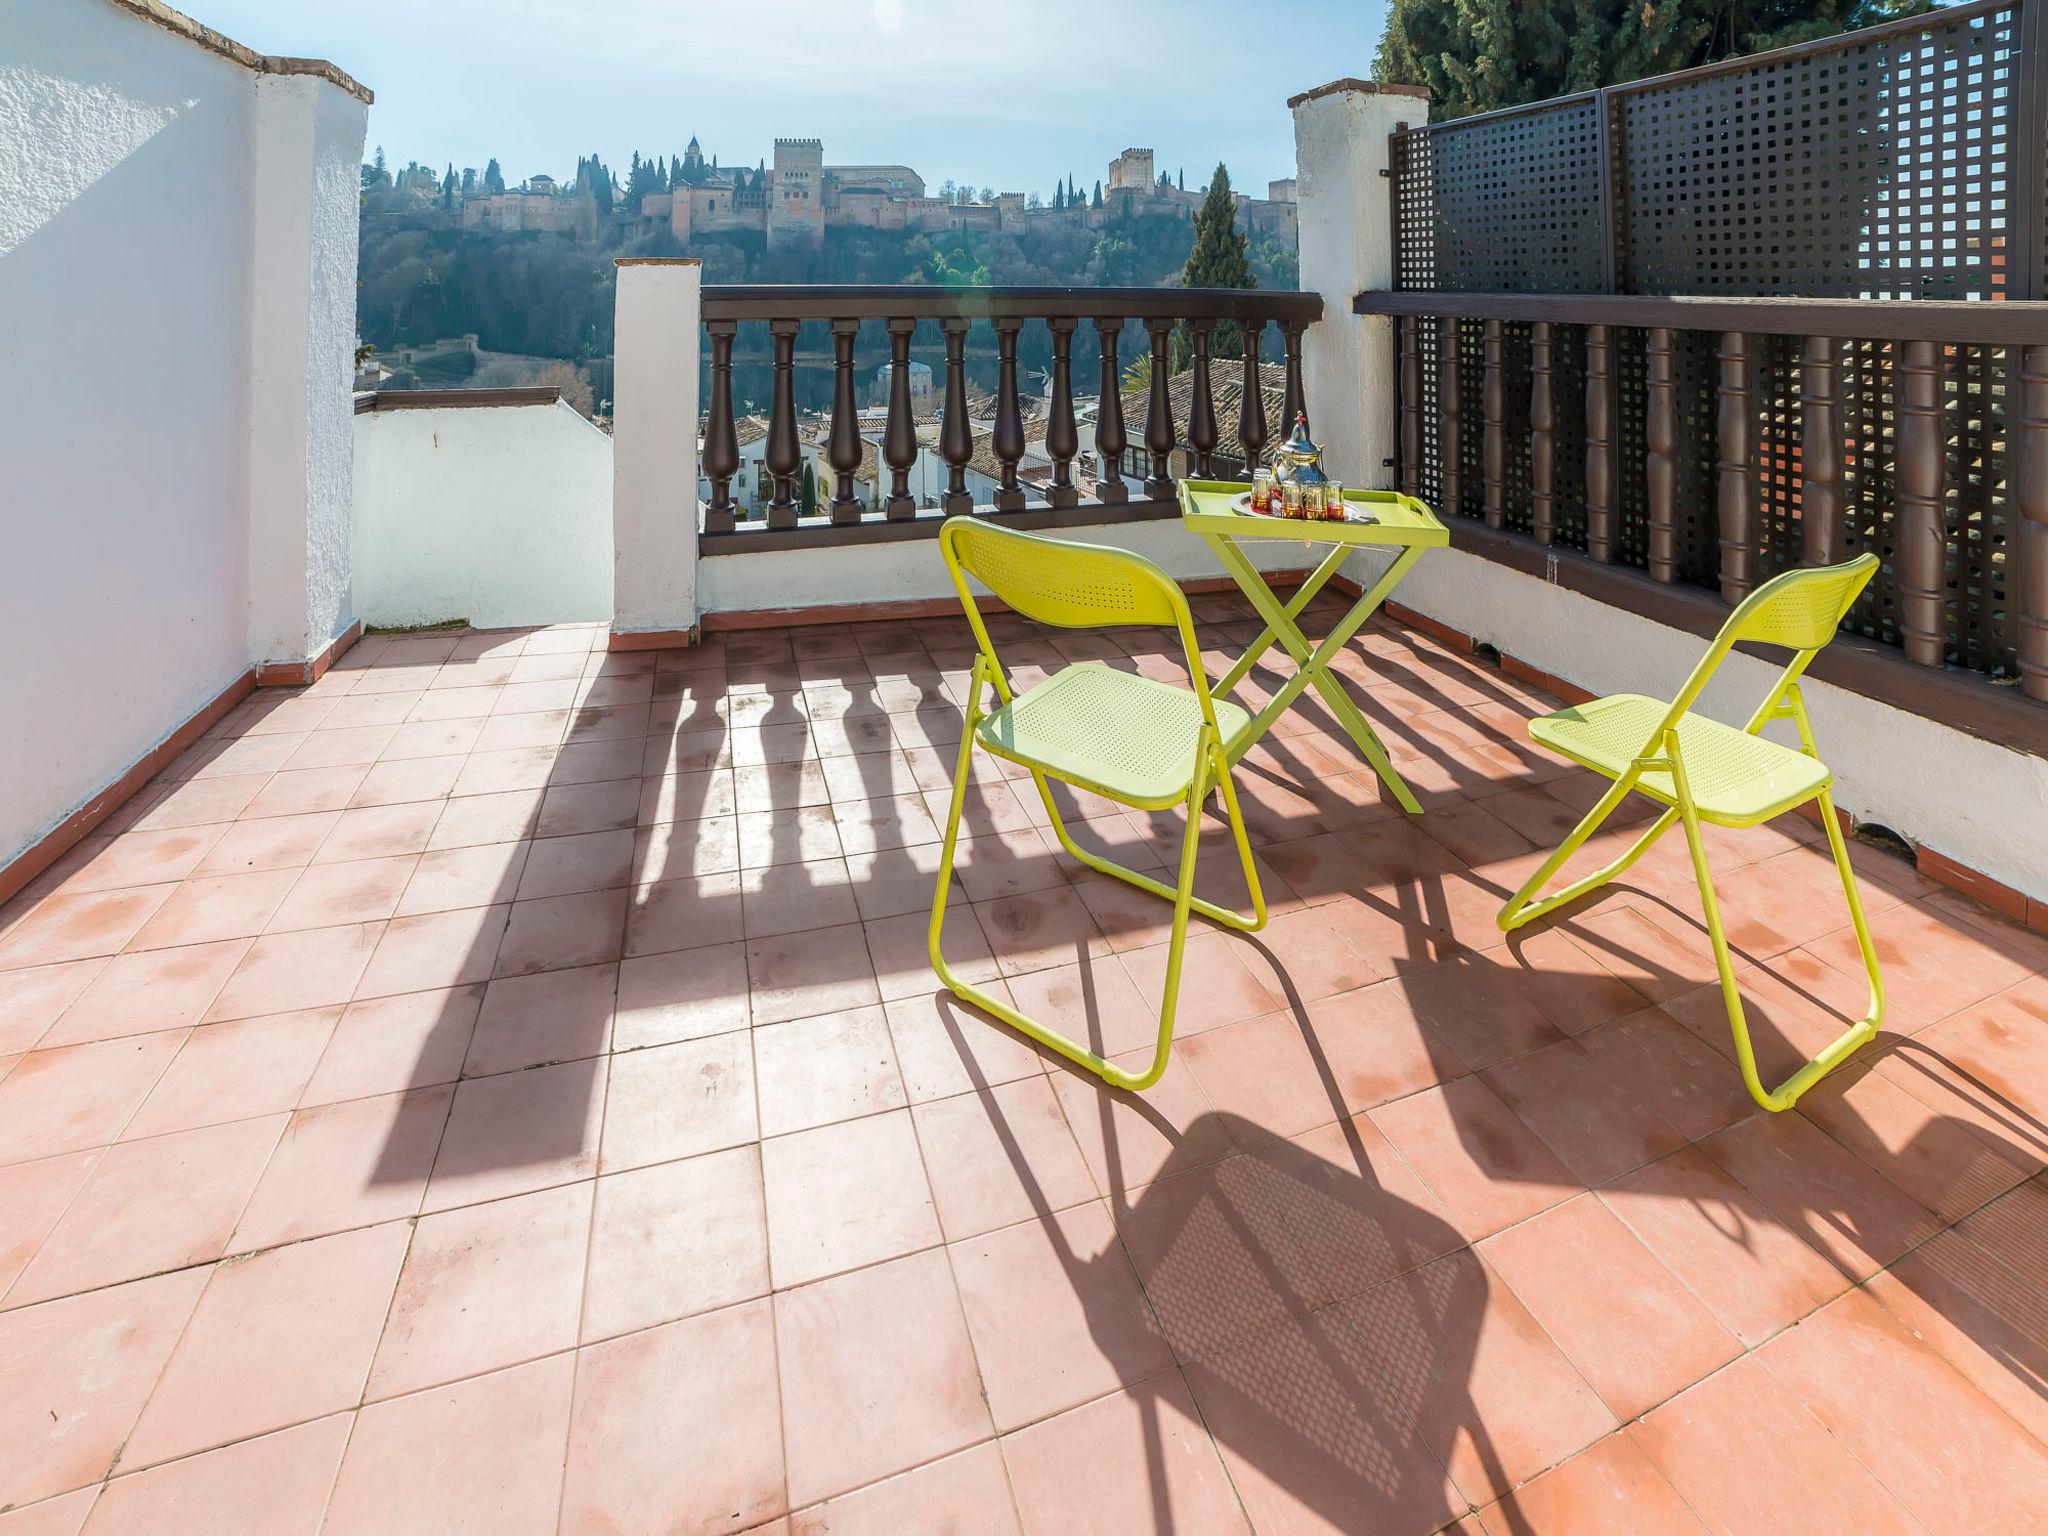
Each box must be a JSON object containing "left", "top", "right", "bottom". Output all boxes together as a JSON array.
[
  {"left": 611, "top": 258, "right": 703, "bottom": 639},
  {"left": 1291, "top": 78, "right": 1429, "bottom": 490},
  {"left": 245, "top": 72, "right": 367, "bottom": 667}
]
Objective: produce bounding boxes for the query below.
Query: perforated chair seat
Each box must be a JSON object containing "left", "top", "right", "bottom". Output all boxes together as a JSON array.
[
  {"left": 977, "top": 664, "right": 1251, "bottom": 809},
  {"left": 1530, "top": 694, "right": 1830, "bottom": 827}
]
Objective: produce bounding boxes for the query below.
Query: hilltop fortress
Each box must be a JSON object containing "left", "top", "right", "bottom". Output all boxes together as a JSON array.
[{"left": 628, "top": 138, "right": 1297, "bottom": 246}]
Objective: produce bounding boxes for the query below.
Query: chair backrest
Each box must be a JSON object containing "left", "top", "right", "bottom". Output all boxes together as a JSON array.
[
  {"left": 941, "top": 518, "right": 1186, "bottom": 630},
  {"left": 1655, "top": 553, "right": 1879, "bottom": 741},
  {"left": 938, "top": 517, "right": 1217, "bottom": 720}
]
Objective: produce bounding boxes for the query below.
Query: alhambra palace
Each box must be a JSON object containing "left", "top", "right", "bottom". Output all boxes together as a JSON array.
[{"left": 463, "top": 137, "right": 1299, "bottom": 244}]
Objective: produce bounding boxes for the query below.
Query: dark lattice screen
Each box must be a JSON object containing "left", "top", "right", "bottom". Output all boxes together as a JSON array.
[
  {"left": 1393, "top": 99, "right": 1608, "bottom": 293},
  {"left": 1387, "top": 0, "right": 2029, "bottom": 675}
]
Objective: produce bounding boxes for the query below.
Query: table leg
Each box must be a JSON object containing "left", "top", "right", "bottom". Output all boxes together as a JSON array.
[
  {"left": 1212, "top": 541, "right": 1355, "bottom": 697},
  {"left": 1205, "top": 534, "right": 1427, "bottom": 815}
]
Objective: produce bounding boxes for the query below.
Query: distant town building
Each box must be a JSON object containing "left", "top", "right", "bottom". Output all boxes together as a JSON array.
[
  {"left": 634, "top": 138, "right": 1295, "bottom": 244},
  {"left": 461, "top": 174, "right": 598, "bottom": 236}
]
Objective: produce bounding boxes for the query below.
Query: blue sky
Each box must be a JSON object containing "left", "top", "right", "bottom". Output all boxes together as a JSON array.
[{"left": 192, "top": 0, "right": 1392, "bottom": 197}]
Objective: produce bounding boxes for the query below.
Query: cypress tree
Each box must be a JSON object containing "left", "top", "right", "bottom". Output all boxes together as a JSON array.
[
  {"left": 1091, "top": 180, "right": 1103, "bottom": 209},
  {"left": 484, "top": 158, "right": 504, "bottom": 194},
  {"left": 1180, "top": 163, "right": 1253, "bottom": 362}
]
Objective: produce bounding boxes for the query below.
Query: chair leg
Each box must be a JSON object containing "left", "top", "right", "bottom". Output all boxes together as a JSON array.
[
  {"left": 1670, "top": 763, "right": 1881, "bottom": 1112},
  {"left": 930, "top": 720, "right": 1228, "bottom": 1093},
  {"left": 1031, "top": 755, "right": 1266, "bottom": 936},
  {"left": 1497, "top": 774, "right": 1677, "bottom": 933}
]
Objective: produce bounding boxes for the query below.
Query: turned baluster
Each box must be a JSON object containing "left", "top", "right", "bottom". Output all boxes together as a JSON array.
[
  {"left": 1399, "top": 315, "right": 1422, "bottom": 499},
  {"left": 1045, "top": 316, "right": 1079, "bottom": 508},
  {"left": 1530, "top": 321, "right": 1554, "bottom": 544},
  {"left": 1800, "top": 336, "right": 1843, "bottom": 566},
  {"left": 2019, "top": 346, "right": 2048, "bottom": 701},
  {"left": 1716, "top": 331, "right": 1756, "bottom": 602},
  {"left": 1585, "top": 324, "right": 1616, "bottom": 561},
  {"left": 1895, "top": 339, "right": 1946, "bottom": 667},
  {"left": 702, "top": 319, "right": 738, "bottom": 534},
  {"left": 1281, "top": 320, "right": 1307, "bottom": 439},
  {"left": 1481, "top": 318, "right": 1504, "bottom": 528},
  {"left": 1094, "top": 318, "right": 1128, "bottom": 503},
  {"left": 1188, "top": 320, "right": 1218, "bottom": 477},
  {"left": 1645, "top": 326, "right": 1677, "bottom": 581},
  {"left": 992, "top": 315, "right": 1026, "bottom": 510},
  {"left": 1438, "top": 318, "right": 1461, "bottom": 517},
  {"left": 827, "top": 319, "right": 862, "bottom": 524},
  {"left": 765, "top": 318, "right": 799, "bottom": 530},
  {"left": 940, "top": 316, "right": 973, "bottom": 514},
  {"left": 883, "top": 317, "right": 917, "bottom": 519},
  {"left": 1144, "top": 317, "right": 1174, "bottom": 497},
  {"left": 1237, "top": 320, "right": 1269, "bottom": 475}
]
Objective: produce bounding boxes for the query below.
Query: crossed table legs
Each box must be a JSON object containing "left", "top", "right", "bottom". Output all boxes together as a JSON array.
[{"left": 1196, "top": 533, "right": 1429, "bottom": 816}]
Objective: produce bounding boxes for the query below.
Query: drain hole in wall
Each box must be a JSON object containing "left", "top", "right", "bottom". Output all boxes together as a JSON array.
[{"left": 1852, "top": 822, "right": 1914, "bottom": 863}]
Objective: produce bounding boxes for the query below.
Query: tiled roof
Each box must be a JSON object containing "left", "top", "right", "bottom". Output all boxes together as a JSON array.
[{"left": 1118, "top": 359, "right": 1292, "bottom": 463}]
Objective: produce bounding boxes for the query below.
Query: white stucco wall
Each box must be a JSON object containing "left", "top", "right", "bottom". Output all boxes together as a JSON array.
[
  {"left": 353, "top": 401, "right": 615, "bottom": 627},
  {"left": 246, "top": 70, "right": 364, "bottom": 662},
  {"left": 1292, "top": 81, "right": 1425, "bottom": 490},
  {"left": 612, "top": 260, "right": 701, "bottom": 635},
  {"left": 0, "top": 0, "right": 366, "bottom": 871},
  {"left": 1361, "top": 545, "right": 2048, "bottom": 903},
  {"left": 696, "top": 517, "right": 1316, "bottom": 616}
]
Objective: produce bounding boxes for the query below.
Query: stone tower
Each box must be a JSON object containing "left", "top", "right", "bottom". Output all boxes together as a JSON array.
[{"left": 768, "top": 137, "right": 825, "bottom": 244}]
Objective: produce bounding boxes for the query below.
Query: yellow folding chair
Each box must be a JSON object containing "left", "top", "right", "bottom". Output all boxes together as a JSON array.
[
  {"left": 1497, "top": 553, "right": 1886, "bottom": 1112},
  {"left": 929, "top": 517, "right": 1267, "bottom": 1091}
]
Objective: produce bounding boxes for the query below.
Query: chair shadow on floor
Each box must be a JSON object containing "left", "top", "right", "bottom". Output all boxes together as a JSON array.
[{"left": 938, "top": 800, "right": 2048, "bottom": 1533}]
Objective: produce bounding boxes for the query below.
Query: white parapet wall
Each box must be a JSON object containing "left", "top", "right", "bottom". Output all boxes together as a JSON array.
[
  {"left": 352, "top": 394, "right": 614, "bottom": 628},
  {"left": 1290, "top": 78, "right": 1429, "bottom": 491},
  {"left": 1365, "top": 545, "right": 2048, "bottom": 904},
  {"left": 0, "top": 0, "right": 368, "bottom": 880},
  {"left": 611, "top": 259, "right": 702, "bottom": 639}
]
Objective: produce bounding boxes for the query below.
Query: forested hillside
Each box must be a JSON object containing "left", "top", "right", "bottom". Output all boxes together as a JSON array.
[{"left": 354, "top": 191, "right": 1298, "bottom": 366}]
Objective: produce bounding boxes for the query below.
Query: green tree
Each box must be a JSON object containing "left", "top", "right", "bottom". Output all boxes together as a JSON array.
[
  {"left": 1179, "top": 162, "right": 1253, "bottom": 363},
  {"left": 484, "top": 158, "right": 504, "bottom": 194},
  {"left": 1374, "top": 0, "right": 1932, "bottom": 120},
  {"left": 1091, "top": 180, "right": 1103, "bottom": 209},
  {"left": 800, "top": 462, "right": 818, "bottom": 517}
]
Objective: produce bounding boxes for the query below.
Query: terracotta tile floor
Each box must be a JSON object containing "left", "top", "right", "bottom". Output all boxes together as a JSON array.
[{"left": 4, "top": 600, "right": 2048, "bottom": 1535}]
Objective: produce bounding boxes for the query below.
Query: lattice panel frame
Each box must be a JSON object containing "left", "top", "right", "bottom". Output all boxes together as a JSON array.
[
  {"left": 1752, "top": 335, "right": 1807, "bottom": 585},
  {"left": 1618, "top": 6, "right": 2016, "bottom": 298},
  {"left": 1390, "top": 100, "right": 1608, "bottom": 293},
  {"left": 1839, "top": 338, "right": 1901, "bottom": 647},
  {"left": 1545, "top": 326, "right": 1592, "bottom": 552},
  {"left": 1386, "top": 0, "right": 2031, "bottom": 677},
  {"left": 1953, "top": 345, "right": 2014, "bottom": 673}
]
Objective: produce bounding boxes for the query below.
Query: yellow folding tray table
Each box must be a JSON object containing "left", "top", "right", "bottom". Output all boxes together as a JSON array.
[{"left": 1178, "top": 479, "right": 1448, "bottom": 815}]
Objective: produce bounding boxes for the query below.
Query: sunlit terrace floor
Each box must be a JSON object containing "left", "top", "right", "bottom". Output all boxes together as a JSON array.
[{"left": 3, "top": 591, "right": 2047, "bottom": 1535}]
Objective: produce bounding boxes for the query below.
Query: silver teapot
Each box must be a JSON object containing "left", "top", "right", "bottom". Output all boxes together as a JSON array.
[{"left": 1271, "top": 414, "right": 1328, "bottom": 492}]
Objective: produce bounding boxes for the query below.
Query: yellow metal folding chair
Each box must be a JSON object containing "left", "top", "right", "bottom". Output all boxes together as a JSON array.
[
  {"left": 1497, "top": 553, "right": 1886, "bottom": 1112},
  {"left": 929, "top": 518, "right": 1267, "bottom": 1091}
]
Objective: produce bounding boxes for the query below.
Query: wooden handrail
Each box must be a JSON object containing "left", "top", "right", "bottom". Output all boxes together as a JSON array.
[
  {"left": 1354, "top": 291, "right": 2048, "bottom": 347},
  {"left": 705, "top": 285, "right": 1323, "bottom": 324}
]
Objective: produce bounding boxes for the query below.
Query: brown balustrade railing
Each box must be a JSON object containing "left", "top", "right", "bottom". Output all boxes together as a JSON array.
[
  {"left": 698, "top": 285, "right": 1322, "bottom": 546},
  {"left": 1358, "top": 291, "right": 2048, "bottom": 706}
]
